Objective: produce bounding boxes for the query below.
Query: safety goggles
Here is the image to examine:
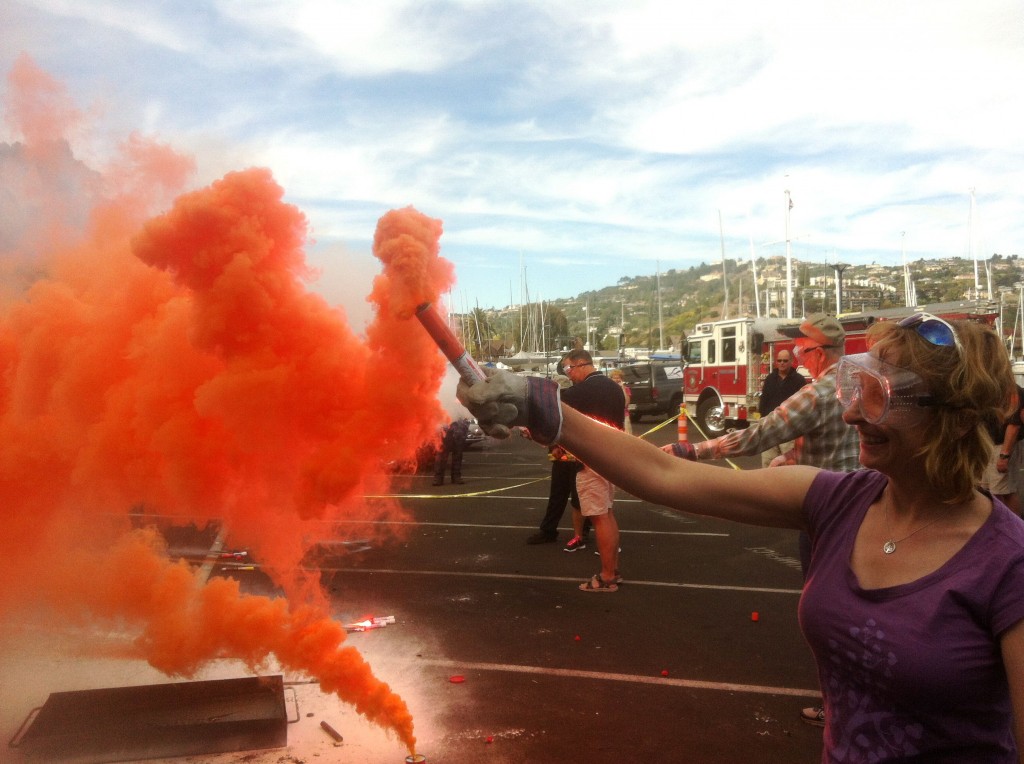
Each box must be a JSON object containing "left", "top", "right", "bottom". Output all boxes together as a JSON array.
[
  {"left": 897, "top": 312, "right": 962, "bottom": 353},
  {"left": 835, "top": 352, "right": 937, "bottom": 425}
]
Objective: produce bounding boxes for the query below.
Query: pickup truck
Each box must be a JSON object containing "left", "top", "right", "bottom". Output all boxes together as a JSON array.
[{"left": 621, "top": 361, "right": 684, "bottom": 423}]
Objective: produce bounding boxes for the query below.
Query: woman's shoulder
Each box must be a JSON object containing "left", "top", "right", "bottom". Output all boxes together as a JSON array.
[
  {"left": 806, "top": 469, "right": 885, "bottom": 515},
  {"left": 988, "top": 499, "right": 1024, "bottom": 547},
  {"left": 811, "top": 468, "right": 884, "bottom": 491}
]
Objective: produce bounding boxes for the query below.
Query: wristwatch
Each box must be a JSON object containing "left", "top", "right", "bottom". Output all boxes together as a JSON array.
[{"left": 999, "top": 453, "right": 1011, "bottom": 459}]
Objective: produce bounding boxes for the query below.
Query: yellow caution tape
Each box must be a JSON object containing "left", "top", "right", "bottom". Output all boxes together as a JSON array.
[
  {"left": 679, "top": 412, "right": 742, "bottom": 471},
  {"left": 637, "top": 415, "right": 678, "bottom": 439},
  {"left": 366, "top": 477, "right": 549, "bottom": 500},
  {"left": 376, "top": 409, "right": 753, "bottom": 503}
]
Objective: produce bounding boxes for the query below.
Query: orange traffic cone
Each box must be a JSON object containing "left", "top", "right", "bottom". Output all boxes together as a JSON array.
[{"left": 677, "top": 404, "right": 688, "bottom": 442}]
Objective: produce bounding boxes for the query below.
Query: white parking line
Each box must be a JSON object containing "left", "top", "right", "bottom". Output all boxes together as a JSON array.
[
  {"left": 320, "top": 567, "right": 802, "bottom": 595},
  {"left": 418, "top": 658, "right": 820, "bottom": 698},
  {"left": 409, "top": 493, "right": 648, "bottom": 503},
  {"left": 331, "top": 519, "right": 723, "bottom": 536},
  {"left": 196, "top": 525, "right": 228, "bottom": 584}
]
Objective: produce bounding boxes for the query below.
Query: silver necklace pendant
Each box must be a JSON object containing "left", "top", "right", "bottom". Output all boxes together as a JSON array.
[{"left": 883, "top": 539, "right": 897, "bottom": 554}]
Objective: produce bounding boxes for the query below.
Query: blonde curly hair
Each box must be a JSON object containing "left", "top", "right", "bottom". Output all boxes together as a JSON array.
[{"left": 866, "top": 318, "right": 1014, "bottom": 504}]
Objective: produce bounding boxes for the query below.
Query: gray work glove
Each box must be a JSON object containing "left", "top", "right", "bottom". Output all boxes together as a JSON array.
[{"left": 457, "top": 370, "right": 562, "bottom": 445}]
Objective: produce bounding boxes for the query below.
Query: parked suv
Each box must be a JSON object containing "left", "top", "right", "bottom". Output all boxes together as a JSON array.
[{"left": 621, "top": 361, "right": 684, "bottom": 424}]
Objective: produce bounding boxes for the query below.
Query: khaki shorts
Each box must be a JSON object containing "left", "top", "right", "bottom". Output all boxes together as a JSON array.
[
  {"left": 760, "top": 440, "right": 796, "bottom": 468},
  {"left": 979, "top": 447, "right": 1021, "bottom": 496},
  {"left": 576, "top": 466, "right": 615, "bottom": 517}
]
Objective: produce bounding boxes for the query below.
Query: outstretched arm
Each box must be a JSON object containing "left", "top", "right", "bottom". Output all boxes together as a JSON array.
[
  {"left": 459, "top": 370, "right": 817, "bottom": 529},
  {"left": 557, "top": 405, "right": 816, "bottom": 530}
]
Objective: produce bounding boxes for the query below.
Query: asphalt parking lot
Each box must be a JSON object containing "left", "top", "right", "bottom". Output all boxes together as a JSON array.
[
  {"left": 2, "top": 419, "right": 827, "bottom": 764},
  {"left": 354, "top": 424, "right": 825, "bottom": 763}
]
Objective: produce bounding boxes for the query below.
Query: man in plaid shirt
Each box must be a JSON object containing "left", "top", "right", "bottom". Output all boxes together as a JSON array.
[
  {"left": 690, "top": 314, "right": 859, "bottom": 473},
  {"left": 680, "top": 313, "right": 860, "bottom": 731}
]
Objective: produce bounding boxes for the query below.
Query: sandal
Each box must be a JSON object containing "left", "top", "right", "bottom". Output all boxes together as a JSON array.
[
  {"left": 579, "top": 574, "right": 618, "bottom": 592},
  {"left": 800, "top": 705, "right": 825, "bottom": 727}
]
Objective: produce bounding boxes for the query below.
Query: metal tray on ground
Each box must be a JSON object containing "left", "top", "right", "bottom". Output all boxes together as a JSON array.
[{"left": 10, "top": 675, "right": 289, "bottom": 763}]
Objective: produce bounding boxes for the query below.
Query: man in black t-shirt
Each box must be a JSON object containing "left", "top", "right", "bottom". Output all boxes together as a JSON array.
[{"left": 559, "top": 349, "right": 626, "bottom": 592}]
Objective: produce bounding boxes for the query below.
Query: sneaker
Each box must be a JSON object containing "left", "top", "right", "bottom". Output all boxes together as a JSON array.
[
  {"left": 526, "top": 532, "right": 559, "bottom": 545},
  {"left": 563, "top": 536, "right": 587, "bottom": 553},
  {"left": 800, "top": 705, "right": 825, "bottom": 727}
]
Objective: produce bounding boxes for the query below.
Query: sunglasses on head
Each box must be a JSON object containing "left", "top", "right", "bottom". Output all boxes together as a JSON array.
[{"left": 897, "top": 312, "right": 962, "bottom": 353}]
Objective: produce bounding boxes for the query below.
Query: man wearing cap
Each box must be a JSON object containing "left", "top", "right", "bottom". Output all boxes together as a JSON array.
[{"left": 685, "top": 314, "right": 859, "bottom": 476}]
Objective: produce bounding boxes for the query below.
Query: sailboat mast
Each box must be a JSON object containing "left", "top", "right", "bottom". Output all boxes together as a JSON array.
[
  {"left": 1018, "top": 286, "right": 1024, "bottom": 361},
  {"left": 719, "top": 210, "right": 729, "bottom": 319},
  {"left": 970, "top": 188, "right": 979, "bottom": 299},
  {"left": 901, "top": 232, "right": 912, "bottom": 307},
  {"left": 584, "top": 299, "right": 592, "bottom": 351},
  {"left": 473, "top": 298, "right": 483, "bottom": 357},
  {"left": 519, "top": 255, "right": 527, "bottom": 350},
  {"left": 539, "top": 297, "right": 546, "bottom": 357},
  {"left": 656, "top": 262, "right": 665, "bottom": 350},
  {"left": 785, "top": 188, "right": 794, "bottom": 319},
  {"left": 620, "top": 300, "right": 626, "bottom": 357},
  {"left": 749, "top": 232, "right": 761, "bottom": 318}
]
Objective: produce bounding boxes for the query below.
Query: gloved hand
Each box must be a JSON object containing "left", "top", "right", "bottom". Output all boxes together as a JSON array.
[
  {"left": 457, "top": 370, "right": 562, "bottom": 444},
  {"left": 662, "top": 442, "right": 697, "bottom": 460}
]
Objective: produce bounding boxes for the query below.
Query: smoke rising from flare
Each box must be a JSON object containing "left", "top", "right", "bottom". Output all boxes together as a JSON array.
[{"left": 1, "top": 57, "right": 457, "bottom": 753}]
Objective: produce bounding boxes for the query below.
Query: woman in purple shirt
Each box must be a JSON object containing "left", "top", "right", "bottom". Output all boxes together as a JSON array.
[{"left": 461, "top": 314, "right": 1024, "bottom": 763}]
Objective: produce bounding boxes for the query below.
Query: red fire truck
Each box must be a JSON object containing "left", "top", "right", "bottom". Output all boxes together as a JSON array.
[{"left": 682, "top": 301, "right": 1000, "bottom": 437}]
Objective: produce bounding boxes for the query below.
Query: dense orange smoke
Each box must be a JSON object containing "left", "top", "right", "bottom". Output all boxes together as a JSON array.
[
  {"left": 43, "top": 528, "right": 415, "bottom": 745},
  {"left": 371, "top": 207, "right": 452, "bottom": 319},
  {"left": 0, "top": 56, "right": 454, "bottom": 752}
]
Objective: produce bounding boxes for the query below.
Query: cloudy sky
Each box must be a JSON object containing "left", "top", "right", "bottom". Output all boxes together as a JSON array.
[{"left": 4, "top": 0, "right": 1023, "bottom": 311}]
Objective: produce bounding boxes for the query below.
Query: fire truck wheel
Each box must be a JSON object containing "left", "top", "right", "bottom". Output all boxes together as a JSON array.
[{"left": 696, "top": 398, "right": 726, "bottom": 436}]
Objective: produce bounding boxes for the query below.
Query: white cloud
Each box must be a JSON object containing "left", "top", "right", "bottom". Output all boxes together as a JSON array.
[
  {"left": 18, "top": 0, "right": 203, "bottom": 54},
  {"left": 3, "top": 0, "right": 1023, "bottom": 309},
  {"left": 216, "top": 0, "right": 484, "bottom": 75}
]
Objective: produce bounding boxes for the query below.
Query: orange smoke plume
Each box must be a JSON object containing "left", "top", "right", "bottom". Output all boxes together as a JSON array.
[
  {"left": 44, "top": 527, "right": 415, "bottom": 748},
  {"left": 0, "top": 57, "right": 456, "bottom": 753},
  {"left": 370, "top": 207, "right": 452, "bottom": 319}
]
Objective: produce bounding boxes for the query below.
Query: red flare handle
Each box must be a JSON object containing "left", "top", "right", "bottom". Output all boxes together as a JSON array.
[{"left": 415, "top": 303, "right": 485, "bottom": 386}]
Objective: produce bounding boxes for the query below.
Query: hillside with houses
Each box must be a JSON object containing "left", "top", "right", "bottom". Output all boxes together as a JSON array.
[{"left": 456, "top": 255, "right": 1024, "bottom": 362}]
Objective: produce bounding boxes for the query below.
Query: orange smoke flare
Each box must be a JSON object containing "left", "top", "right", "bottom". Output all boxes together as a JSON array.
[{"left": 0, "top": 57, "right": 461, "bottom": 754}]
